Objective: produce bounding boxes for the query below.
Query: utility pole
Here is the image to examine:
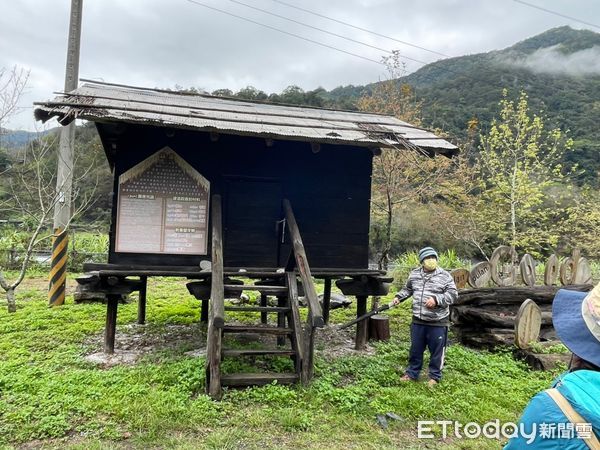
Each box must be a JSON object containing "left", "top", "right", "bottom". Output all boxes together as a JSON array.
[{"left": 49, "top": 0, "right": 83, "bottom": 307}]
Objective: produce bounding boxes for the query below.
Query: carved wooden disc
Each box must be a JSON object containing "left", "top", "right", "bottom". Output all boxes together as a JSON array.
[
  {"left": 490, "top": 246, "right": 517, "bottom": 287},
  {"left": 469, "top": 262, "right": 492, "bottom": 288},
  {"left": 560, "top": 257, "right": 575, "bottom": 286},
  {"left": 451, "top": 269, "right": 470, "bottom": 289},
  {"left": 515, "top": 298, "right": 542, "bottom": 349},
  {"left": 573, "top": 257, "right": 592, "bottom": 284},
  {"left": 519, "top": 254, "right": 536, "bottom": 287},
  {"left": 544, "top": 254, "right": 559, "bottom": 286}
]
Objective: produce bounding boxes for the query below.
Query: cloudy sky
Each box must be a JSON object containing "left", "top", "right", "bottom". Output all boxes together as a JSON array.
[{"left": 1, "top": 0, "right": 598, "bottom": 130}]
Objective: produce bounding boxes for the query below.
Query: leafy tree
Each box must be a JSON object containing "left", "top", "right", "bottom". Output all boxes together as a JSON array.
[
  {"left": 358, "top": 52, "right": 450, "bottom": 268},
  {"left": 477, "top": 90, "right": 574, "bottom": 255}
]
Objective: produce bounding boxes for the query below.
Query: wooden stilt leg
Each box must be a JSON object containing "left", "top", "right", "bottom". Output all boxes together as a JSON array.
[
  {"left": 200, "top": 299, "right": 209, "bottom": 323},
  {"left": 355, "top": 295, "right": 368, "bottom": 350},
  {"left": 322, "top": 278, "right": 332, "bottom": 324},
  {"left": 104, "top": 294, "right": 119, "bottom": 354},
  {"left": 137, "top": 276, "right": 147, "bottom": 325}
]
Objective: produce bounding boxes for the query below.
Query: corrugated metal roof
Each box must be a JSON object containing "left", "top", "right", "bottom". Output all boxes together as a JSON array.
[{"left": 34, "top": 80, "right": 458, "bottom": 156}]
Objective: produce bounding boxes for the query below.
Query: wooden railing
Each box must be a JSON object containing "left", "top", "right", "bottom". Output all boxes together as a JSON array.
[
  {"left": 206, "top": 194, "right": 224, "bottom": 399},
  {"left": 283, "top": 199, "right": 324, "bottom": 328}
]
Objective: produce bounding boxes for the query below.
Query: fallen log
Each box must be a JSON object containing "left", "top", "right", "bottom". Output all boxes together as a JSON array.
[
  {"left": 456, "top": 284, "right": 592, "bottom": 306},
  {"left": 451, "top": 305, "right": 553, "bottom": 328}
]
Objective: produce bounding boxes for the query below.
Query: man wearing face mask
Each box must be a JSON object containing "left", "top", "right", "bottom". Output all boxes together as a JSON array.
[{"left": 392, "top": 246, "right": 458, "bottom": 386}]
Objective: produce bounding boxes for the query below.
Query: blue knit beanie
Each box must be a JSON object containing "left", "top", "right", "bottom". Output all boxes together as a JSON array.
[{"left": 418, "top": 247, "right": 438, "bottom": 263}]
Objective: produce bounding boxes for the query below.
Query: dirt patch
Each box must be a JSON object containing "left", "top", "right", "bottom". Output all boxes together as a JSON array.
[
  {"left": 82, "top": 320, "right": 374, "bottom": 368},
  {"left": 83, "top": 323, "right": 207, "bottom": 368},
  {"left": 314, "top": 324, "right": 377, "bottom": 359}
]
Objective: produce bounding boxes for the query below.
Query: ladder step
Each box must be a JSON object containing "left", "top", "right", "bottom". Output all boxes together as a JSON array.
[
  {"left": 222, "top": 349, "right": 296, "bottom": 357},
  {"left": 221, "top": 372, "right": 299, "bottom": 387},
  {"left": 222, "top": 325, "right": 293, "bottom": 335},
  {"left": 224, "top": 306, "right": 290, "bottom": 313},
  {"left": 224, "top": 285, "right": 288, "bottom": 295}
]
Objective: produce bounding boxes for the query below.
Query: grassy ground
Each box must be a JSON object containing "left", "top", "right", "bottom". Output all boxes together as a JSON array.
[{"left": 0, "top": 273, "right": 560, "bottom": 449}]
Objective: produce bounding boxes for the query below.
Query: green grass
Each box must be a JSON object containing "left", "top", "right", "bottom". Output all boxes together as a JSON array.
[{"left": 0, "top": 275, "right": 558, "bottom": 449}]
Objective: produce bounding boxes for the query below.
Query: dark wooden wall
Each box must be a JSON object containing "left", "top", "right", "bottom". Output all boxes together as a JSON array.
[{"left": 98, "top": 122, "right": 373, "bottom": 269}]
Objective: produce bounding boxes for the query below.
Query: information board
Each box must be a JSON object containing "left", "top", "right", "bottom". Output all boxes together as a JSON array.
[{"left": 115, "top": 147, "right": 210, "bottom": 255}]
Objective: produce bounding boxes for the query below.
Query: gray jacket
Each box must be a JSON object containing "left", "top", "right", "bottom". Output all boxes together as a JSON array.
[{"left": 396, "top": 267, "right": 458, "bottom": 322}]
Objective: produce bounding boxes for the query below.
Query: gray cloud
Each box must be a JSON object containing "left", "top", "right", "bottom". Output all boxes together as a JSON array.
[
  {"left": 1, "top": 0, "right": 598, "bottom": 130},
  {"left": 504, "top": 44, "right": 600, "bottom": 75}
]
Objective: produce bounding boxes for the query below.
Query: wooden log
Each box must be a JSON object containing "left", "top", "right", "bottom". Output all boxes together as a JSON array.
[
  {"left": 451, "top": 305, "right": 553, "bottom": 328},
  {"left": 210, "top": 195, "right": 224, "bottom": 329},
  {"left": 517, "top": 350, "right": 571, "bottom": 371},
  {"left": 455, "top": 284, "right": 592, "bottom": 306},
  {"left": 368, "top": 315, "right": 390, "bottom": 341},
  {"left": 104, "top": 294, "right": 119, "bottom": 354},
  {"left": 355, "top": 295, "right": 368, "bottom": 350},
  {"left": 137, "top": 275, "right": 147, "bottom": 325},
  {"left": 283, "top": 199, "right": 324, "bottom": 328}
]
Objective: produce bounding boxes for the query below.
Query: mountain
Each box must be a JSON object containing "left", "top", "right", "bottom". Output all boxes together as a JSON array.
[
  {"left": 323, "top": 26, "right": 600, "bottom": 185},
  {"left": 0, "top": 128, "right": 55, "bottom": 151}
]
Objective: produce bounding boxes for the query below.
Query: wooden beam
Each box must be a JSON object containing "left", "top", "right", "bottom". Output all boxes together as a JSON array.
[{"left": 283, "top": 199, "right": 324, "bottom": 328}]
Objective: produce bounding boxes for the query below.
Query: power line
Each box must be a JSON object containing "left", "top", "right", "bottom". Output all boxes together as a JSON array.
[
  {"left": 269, "top": 0, "right": 451, "bottom": 58},
  {"left": 184, "top": 0, "right": 384, "bottom": 66},
  {"left": 226, "top": 0, "right": 432, "bottom": 67},
  {"left": 512, "top": 0, "right": 600, "bottom": 30}
]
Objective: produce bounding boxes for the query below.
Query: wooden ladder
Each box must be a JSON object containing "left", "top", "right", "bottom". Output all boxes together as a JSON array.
[{"left": 205, "top": 195, "right": 324, "bottom": 399}]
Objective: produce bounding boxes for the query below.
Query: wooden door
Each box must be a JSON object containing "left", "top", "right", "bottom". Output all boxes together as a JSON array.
[{"left": 223, "top": 178, "right": 283, "bottom": 268}]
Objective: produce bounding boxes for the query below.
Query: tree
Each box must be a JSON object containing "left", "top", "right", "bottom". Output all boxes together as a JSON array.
[
  {"left": 358, "top": 51, "right": 450, "bottom": 268},
  {"left": 477, "top": 90, "right": 574, "bottom": 255},
  {"left": 0, "top": 66, "right": 29, "bottom": 127},
  {"left": 0, "top": 134, "right": 97, "bottom": 312},
  {"left": 431, "top": 91, "right": 576, "bottom": 258}
]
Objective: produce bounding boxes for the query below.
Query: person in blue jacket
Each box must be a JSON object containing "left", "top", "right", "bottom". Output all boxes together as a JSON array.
[{"left": 504, "top": 282, "right": 600, "bottom": 449}]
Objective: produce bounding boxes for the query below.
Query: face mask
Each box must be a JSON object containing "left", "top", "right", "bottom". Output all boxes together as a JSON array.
[{"left": 422, "top": 258, "right": 438, "bottom": 271}]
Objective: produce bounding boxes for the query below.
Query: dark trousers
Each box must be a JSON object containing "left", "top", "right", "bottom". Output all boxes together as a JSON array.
[{"left": 406, "top": 322, "right": 448, "bottom": 381}]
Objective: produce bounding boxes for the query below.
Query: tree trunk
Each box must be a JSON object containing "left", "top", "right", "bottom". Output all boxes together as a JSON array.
[{"left": 6, "top": 288, "right": 16, "bottom": 313}]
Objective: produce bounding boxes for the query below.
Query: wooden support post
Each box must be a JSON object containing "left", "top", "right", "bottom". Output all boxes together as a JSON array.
[
  {"left": 137, "top": 275, "right": 147, "bottom": 325},
  {"left": 104, "top": 294, "right": 119, "bottom": 354},
  {"left": 277, "top": 295, "right": 286, "bottom": 346},
  {"left": 260, "top": 293, "right": 268, "bottom": 324},
  {"left": 355, "top": 295, "right": 368, "bottom": 350},
  {"left": 303, "top": 319, "right": 316, "bottom": 382},
  {"left": 322, "top": 278, "right": 332, "bottom": 324},
  {"left": 200, "top": 300, "right": 209, "bottom": 323}
]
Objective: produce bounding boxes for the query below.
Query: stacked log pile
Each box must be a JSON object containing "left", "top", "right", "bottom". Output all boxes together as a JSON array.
[
  {"left": 451, "top": 285, "right": 591, "bottom": 348},
  {"left": 449, "top": 247, "right": 594, "bottom": 351}
]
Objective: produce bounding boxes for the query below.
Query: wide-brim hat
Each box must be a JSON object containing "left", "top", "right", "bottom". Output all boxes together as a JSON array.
[{"left": 553, "top": 283, "right": 600, "bottom": 367}]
